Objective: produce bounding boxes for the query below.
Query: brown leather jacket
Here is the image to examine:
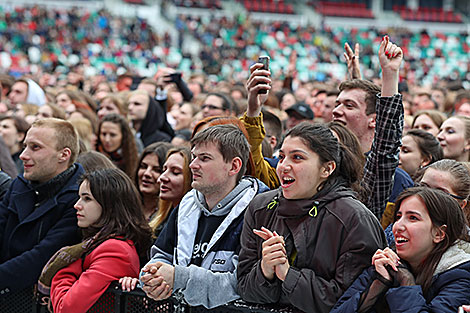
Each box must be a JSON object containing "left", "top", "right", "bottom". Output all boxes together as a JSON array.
[{"left": 237, "top": 186, "right": 387, "bottom": 313}]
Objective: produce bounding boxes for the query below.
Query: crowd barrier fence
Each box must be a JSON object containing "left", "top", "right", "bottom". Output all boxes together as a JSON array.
[{"left": 0, "top": 282, "right": 299, "bottom": 313}]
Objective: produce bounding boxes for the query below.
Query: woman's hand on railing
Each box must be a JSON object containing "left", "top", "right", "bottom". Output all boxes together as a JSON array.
[{"left": 119, "top": 276, "right": 139, "bottom": 292}]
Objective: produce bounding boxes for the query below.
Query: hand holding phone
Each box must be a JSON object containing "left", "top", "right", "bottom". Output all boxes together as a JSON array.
[
  {"left": 164, "top": 72, "right": 182, "bottom": 83},
  {"left": 257, "top": 56, "right": 270, "bottom": 94}
]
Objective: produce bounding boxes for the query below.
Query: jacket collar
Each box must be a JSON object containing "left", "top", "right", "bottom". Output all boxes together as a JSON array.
[
  {"left": 176, "top": 177, "right": 259, "bottom": 267},
  {"left": 434, "top": 240, "right": 470, "bottom": 276},
  {"left": 14, "top": 164, "right": 83, "bottom": 223},
  {"left": 29, "top": 164, "right": 77, "bottom": 203},
  {"left": 276, "top": 184, "right": 356, "bottom": 219}
]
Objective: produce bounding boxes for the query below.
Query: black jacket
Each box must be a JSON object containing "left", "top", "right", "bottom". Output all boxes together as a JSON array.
[
  {"left": 138, "top": 96, "right": 174, "bottom": 147},
  {"left": 237, "top": 185, "right": 387, "bottom": 313},
  {"left": 0, "top": 164, "right": 84, "bottom": 296}
]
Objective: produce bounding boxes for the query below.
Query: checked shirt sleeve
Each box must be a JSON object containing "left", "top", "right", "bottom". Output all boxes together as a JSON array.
[{"left": 362, "top": 93, "right": 403, "bottom": 220}]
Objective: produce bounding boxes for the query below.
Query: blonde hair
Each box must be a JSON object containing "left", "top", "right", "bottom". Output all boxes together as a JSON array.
[
  {"left": 69, "top": 118, "right": 93, "bottom": 152},
  {"left": 149, "top": 147, "right": 192, "bottom": 236},
  {"left": 31, "top": 118, "right": 79, "bottom": 166}
]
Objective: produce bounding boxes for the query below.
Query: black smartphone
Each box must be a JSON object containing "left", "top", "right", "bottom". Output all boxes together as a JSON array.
[
  {"left": 258, "top": 56, "right": 270, "bottom": 94},
  {"left": 164, "top": 72, "right": 182, "bottom": 83}
]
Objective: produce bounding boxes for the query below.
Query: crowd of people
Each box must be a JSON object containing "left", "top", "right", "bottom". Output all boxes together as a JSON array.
[
  {"left": 174, "top": 12, "right": 470, "bottom": 84},
  {"left": 1, "top": 3, "right": 470, "bottom": 313}
]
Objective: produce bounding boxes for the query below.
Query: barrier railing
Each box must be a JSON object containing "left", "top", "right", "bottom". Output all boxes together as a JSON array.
[{"left": 1, "top": 282, "right": 298, "bottom": 313}]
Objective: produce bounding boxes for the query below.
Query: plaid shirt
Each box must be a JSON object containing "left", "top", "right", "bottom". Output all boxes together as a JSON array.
[{"left": 362, "top": 93, "right": 403, "bottom": 220}]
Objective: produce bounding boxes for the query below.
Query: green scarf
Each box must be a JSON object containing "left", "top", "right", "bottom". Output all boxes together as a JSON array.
[{"left": 37, "top": 238, "right": 93, "bottom": 296}]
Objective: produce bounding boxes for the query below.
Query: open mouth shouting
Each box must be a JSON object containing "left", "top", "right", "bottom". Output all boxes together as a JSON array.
[{"left": 280, "top": 176, "right": 295, "bottom": 188}]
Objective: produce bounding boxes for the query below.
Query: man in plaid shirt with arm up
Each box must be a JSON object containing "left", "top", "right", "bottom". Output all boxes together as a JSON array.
[{"left": 333, "top": 36, "right": 411, "bottom": 220}]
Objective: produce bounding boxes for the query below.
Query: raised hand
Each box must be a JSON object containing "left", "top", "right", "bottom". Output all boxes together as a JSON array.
[
  {"left": 379, "top": 35, "right": 403, "bottom": 96},
  {"left": 379, "top": 35, "right": 403, "bottom": 74},
  {"left": 245, "top": 63, "right": 271, "bottom": 117},
  {"left": 344, "top": 42, "right": 362, "bottom": 79}
]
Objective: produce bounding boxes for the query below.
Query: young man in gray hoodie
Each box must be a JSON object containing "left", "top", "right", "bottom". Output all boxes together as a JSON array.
[{"left": 140, "top": 124, "right": 267, "bottom": 309}]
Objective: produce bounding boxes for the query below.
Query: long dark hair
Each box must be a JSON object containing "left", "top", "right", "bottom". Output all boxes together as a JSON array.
[
  {"left": 97, "top": 113, "right": 138, "bottom": 179},
  {"left": 80, "top": 168, "right": 152, "bottom": 261},
  {"left": 405, "top": 129, "right": 443, "bottom": 179},
  {"left": 134, "top": 142, "right": 174, "bottom": 196},
  {"left": 327, "top": 121, "right": 367, "bottom": 202},
  {"left": 394, "top": 186, "right": 469, "bottom": 293},
  {"left": 283, "top": 122, "right": 364, "bottom": 194}
]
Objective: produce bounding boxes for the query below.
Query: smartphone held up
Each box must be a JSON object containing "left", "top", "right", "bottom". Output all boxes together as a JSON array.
[{"left": 257, "top": 55, "right": 270, "bottom": 94}]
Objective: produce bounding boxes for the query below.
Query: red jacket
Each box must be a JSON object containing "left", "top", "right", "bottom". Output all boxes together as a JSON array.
[{"left": 51, "top": 238, "right": 139, "bottom": 313}]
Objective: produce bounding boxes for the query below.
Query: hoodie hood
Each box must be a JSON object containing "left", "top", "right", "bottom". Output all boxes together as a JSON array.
[
  {"left": 26, "top": 79, "right": 45, "bottom": 106},
  {"left": 193, "top": 177, "right": 254, "bottom": 217}
]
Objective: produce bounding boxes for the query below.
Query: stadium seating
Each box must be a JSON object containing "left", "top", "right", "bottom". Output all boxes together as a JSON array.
[
  {"left": 240, "top": 0, "right": 295, "bottom": 14},
  {"left": 173, "top": 0, "right": 223, "bottom": 9},
  {"left": 312, "top": 1, "right": 374, "bottom": 18},
  {"left": 392, "top": 5, "right": 462, "bottom": 23}
]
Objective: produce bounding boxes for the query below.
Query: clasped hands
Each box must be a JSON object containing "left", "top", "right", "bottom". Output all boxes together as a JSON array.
[
  {"left": 372, "top": 248, "right": 415, "bottom": 287},
  {"left": 254, "top": 226, "right": 289, "bottom": 282},
  {"left": 140, "top": 262, "right": 175, "bottom": 301}
]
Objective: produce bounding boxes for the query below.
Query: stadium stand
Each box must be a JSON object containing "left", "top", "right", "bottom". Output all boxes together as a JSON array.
[
  {"left": 312, "top": 1, "right": 373, "bottom": 18},
  {"left": 393, "top": 5, "right": 463, "bottom": 23},
  {"left": 240, "top": 0, "right": 295, "bottom": 14},
  {"left": 173, "top": 0, "right": 223, "bottom": 9}
]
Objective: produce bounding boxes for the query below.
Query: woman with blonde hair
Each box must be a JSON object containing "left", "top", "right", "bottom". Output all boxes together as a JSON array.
[
  {"left": 412, "top": 110, "right": 447, "bottom": 137},
  {"left": 437, "top": 115, "right": 470, "bottom": 162},
  {"left": 120, "top": 146, "right": 193, "bottom": 292},
  {"left": 97, "top": 95, "right": 127, "bottom": 120},
  {"left": 150, "top": 147, "right": 192, "bottom": 236}
]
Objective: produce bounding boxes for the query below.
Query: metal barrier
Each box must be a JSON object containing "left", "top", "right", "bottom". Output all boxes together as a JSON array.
[
  {"left": 2, "top": 282, "right": 298, "bottom": 313},
  {"left": 0, "top": 286, "right": 37, "bottom": 313}
]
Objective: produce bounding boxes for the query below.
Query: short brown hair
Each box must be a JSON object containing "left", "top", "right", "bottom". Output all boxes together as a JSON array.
[
  {"left": 191, "top": 124, "right": 250, "bottom": 182},
  {"left": 338, "top": 79, "right": 381, "bottom": 115},
  {"left": 31, "top": 118, "right": 79, "bottom": 166},
  {"left": 412, "top": 110, "right": 447, "bottom": 129},
  {"left": 100, "top": 95, "right": 127, "bottom": 116}
]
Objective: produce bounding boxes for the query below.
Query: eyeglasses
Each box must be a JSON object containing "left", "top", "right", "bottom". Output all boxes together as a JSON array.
[
  {"left": 415, "top": 182, "right": 467, "bottom": 201},
  {"left": 201, "top": 104, "right": 224, "bottom": 111}
]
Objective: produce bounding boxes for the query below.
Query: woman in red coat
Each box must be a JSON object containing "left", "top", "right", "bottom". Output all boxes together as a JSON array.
[{"left": 40, "top": 168, "right": 152, "bottom": 313}]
